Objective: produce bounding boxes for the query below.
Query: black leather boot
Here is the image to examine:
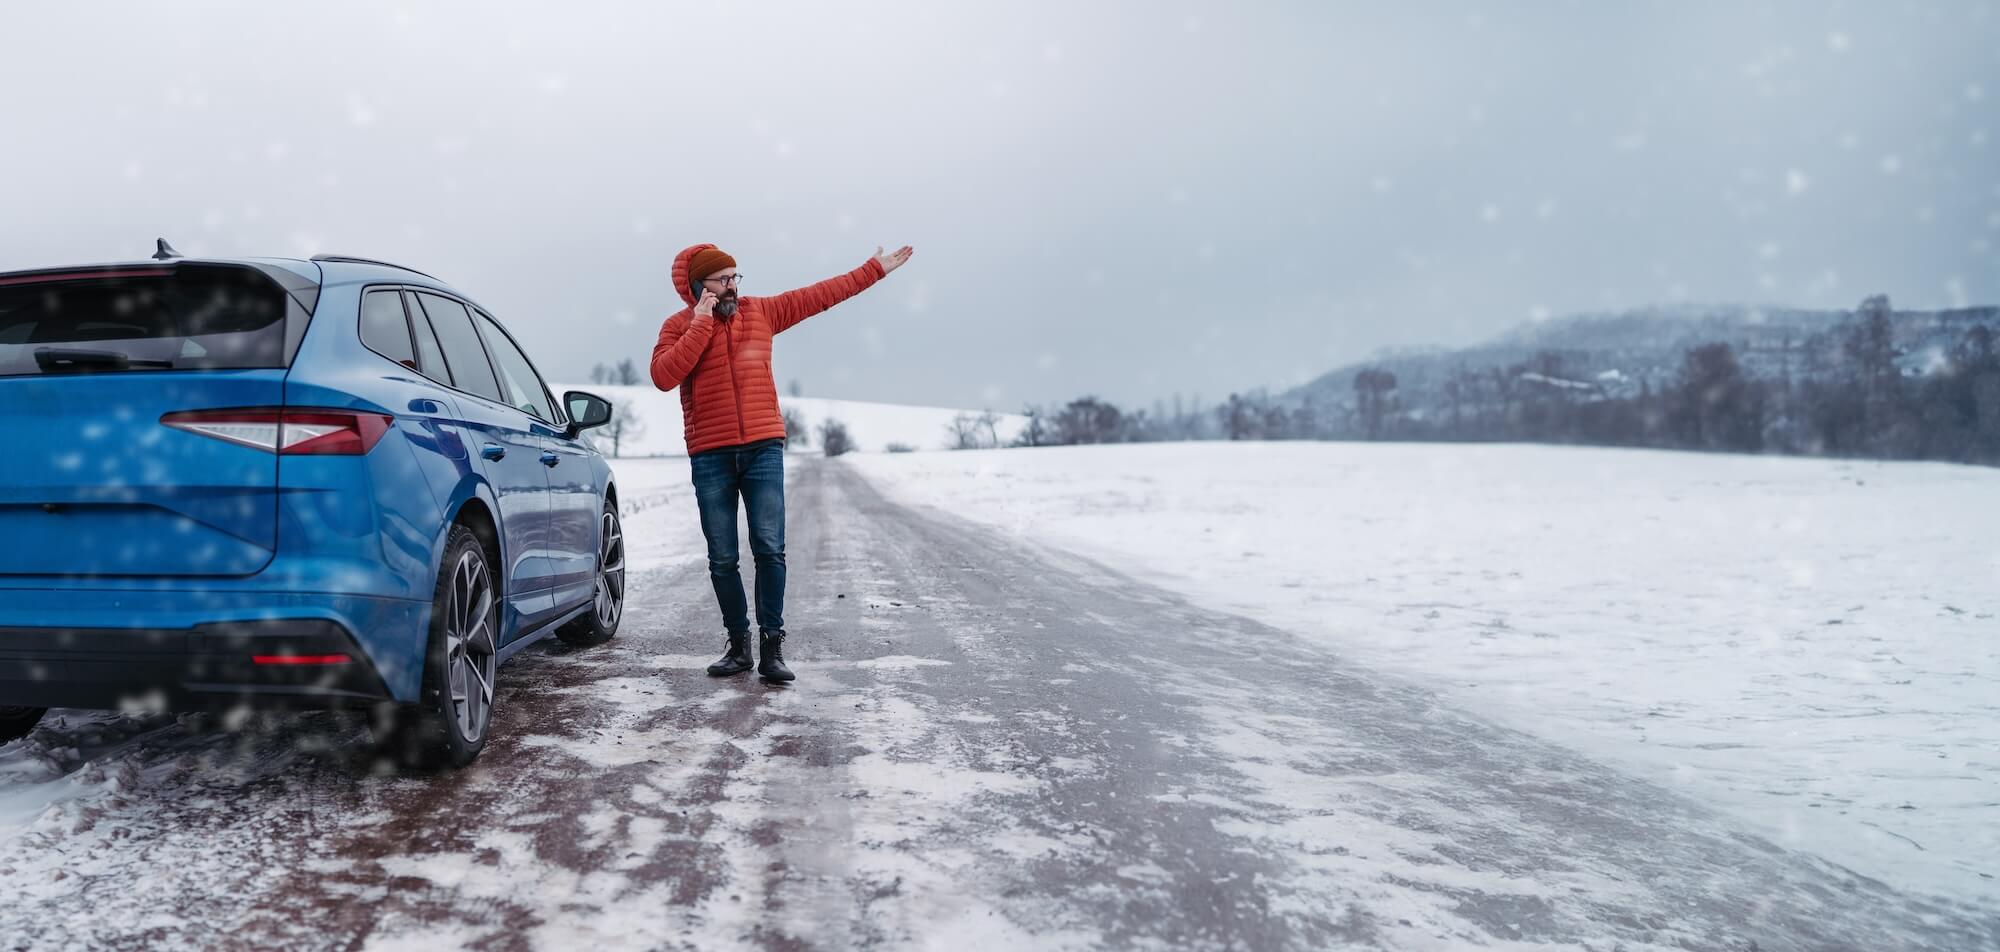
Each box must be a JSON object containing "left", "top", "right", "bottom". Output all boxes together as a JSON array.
[
  {"left": 757, "top": 628, "right": 795, "bottom": 683},
  {"left": 706, "top": 629, "right": 753, "bottom": 677}
]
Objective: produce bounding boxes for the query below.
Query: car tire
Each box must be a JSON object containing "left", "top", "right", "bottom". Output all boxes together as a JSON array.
[
  {"left": 0, "top": 706, "right": 46, "bottom": 744},
  {"left": 557, "top": 500, "right": 624, "bottom": 647},
  {"left": 383, "top": 524, "right": 499, "bottom": 769}
]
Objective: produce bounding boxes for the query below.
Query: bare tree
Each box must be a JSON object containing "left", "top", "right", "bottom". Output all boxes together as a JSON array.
[
  {"left": 1668, "top": 341, "right": 1764, "bottom": 451},
  {"left": 1353, "top": 368, "right": 1398, "bottom": 439},
  {"left": 782, "top": 406, "right": 810, "bottom": 449},
  {"left": 1444, "top": 364, "right": 1483, "bottom": 437},
  {"left": 1846, "top": 294, "right": 1902, "bottom": 439},
  {"left": 1050, "top": 396, "right": 1124, "bottom": 444},
  {"left": 614, "top": 358, "right": 643, "bottom": 386},
  {"left": 977, "top": 410, "right": 1002, "bottom": 448},
  {"left": 946, "top": 412, "right": 984, "bottom": 450},
  {"left": 1121, "top": 408, "right": 1155, "bottom": 442},
  {"left": 600, "top": 402, "right": 645, "bottom": 457},
  {"left": 1220, "top": 392, "right": 1257, "bottom": 440},
  {"left": 589, "top": 363, "right": 611, "bottom": 385},
  {"left": 1012, "top": 405, "right": 1049, "bottom": 447},
  {"left": 819, "top": 418, "right": 853, "bottom": 457}
]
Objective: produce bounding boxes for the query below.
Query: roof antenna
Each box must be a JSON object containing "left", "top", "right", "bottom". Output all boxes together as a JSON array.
[{"left": 152, "top": 238, "right": 182, "bottom": 261}]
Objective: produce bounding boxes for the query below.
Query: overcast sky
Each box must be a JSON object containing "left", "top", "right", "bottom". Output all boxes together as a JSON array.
[{"left": 3, "top": 2, "right": 1995, "bottom": 410}]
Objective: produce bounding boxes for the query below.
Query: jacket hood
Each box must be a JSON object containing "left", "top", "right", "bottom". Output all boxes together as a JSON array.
[{"left": 671, "top": 243, "right": 717, "bottom": 307}]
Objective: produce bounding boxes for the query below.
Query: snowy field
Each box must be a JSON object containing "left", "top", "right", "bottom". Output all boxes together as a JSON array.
[{"left": 845, "top": 441, "right": 2000, "bottom": 909}]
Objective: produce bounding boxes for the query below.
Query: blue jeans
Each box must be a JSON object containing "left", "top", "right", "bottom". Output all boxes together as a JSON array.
[{"left": 690, "top": 442, "right": 786, "bottom": 633}]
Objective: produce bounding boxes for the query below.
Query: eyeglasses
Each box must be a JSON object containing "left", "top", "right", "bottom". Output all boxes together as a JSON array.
[{"left": 702, "top": 273, "right": 743, "bottom": 287}]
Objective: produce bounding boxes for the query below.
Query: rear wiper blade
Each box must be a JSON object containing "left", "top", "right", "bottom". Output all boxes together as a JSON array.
[{"left": 32, "top": 348, "right": 175, "bottom": 373}]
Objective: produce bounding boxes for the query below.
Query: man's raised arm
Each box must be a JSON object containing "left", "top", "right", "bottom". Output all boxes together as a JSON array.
[{"left": 766, "top": 245, "right": 915, "bottom": 335}]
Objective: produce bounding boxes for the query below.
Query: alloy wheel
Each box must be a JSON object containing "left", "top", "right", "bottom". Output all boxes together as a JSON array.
[
  {"left": 594, "top": 509, "right": 625, "bottom": 629},
  {"left": 444, "top": 548, "right": 497, "bottom": 743}
]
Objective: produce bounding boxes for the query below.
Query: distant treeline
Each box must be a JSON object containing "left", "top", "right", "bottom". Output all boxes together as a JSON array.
[{"left": 1012, "top": 295, "right": 2000, "bottom": 465}]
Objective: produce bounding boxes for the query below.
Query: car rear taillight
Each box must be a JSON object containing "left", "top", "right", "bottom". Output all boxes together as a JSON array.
[
  {"left": 0, "top": 266, "right": 173, "bottom": 287},
  {"left": 161, "top": 408, "right": 394, "bottom": 455}
]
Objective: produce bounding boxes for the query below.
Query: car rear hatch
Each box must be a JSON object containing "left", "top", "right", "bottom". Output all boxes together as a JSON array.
[{"left": 0, "top": 260, "right": 321, "bottom": 577}]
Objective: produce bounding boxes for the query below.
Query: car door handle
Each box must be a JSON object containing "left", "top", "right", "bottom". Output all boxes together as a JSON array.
[
  {"left": 407, "top": 398, "right": 442, "bottom": 414},
  {"left": 481, "top": 444, "right": 506, "bottom": 461},
  {"left": 541, "top": 452, "right": 561, "bottom": 467}
]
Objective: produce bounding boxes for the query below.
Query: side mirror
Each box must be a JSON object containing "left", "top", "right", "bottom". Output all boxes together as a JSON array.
[{"left": 564, "top": 390, "right": 614, "bottom": 436}]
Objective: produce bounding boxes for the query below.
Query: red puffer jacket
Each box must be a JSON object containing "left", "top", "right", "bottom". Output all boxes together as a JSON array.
[{"left": 650, "top": 243, "right": 884, "bottom": 455}]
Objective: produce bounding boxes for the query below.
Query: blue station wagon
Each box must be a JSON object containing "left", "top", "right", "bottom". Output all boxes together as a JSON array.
[{"left": 0, "top": 243, "right": 626, "bottom": 766}]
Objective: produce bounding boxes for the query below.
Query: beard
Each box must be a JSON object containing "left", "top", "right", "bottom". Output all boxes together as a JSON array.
[{"left": 714, "top": 290, "right": 739, "bottom": 319}]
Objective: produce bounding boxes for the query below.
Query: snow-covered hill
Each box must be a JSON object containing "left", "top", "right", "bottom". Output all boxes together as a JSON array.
[{"left": 554, "top": 383, "right": 1028, "bottom": 458}]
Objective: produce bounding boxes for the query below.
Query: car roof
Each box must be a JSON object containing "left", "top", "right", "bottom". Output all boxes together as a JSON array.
[
  {"left": 0, "top": 253, "right": 449, "bottom": 285},
  {"left": 310, "top": 257, "right": 487, "bottom": 311},
  {"left": 0, "top": 255, "right": 319, "bottom": 284},
  {"left": 0, "top": 253, "right": 481, "bottom": 305}
]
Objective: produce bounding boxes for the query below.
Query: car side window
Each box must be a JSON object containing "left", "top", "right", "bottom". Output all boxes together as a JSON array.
[
  {"left": 404, "top": 291, "right": 452, "bottom": 386},
  {"left": 414, "top": 293, "right": 505, "bottom": 405},
  {"left": 472, "top": 310, "right": 556, "bottom": 422},
  {"left": 359, "top": 290, "right": 416, "bottom": 370}
]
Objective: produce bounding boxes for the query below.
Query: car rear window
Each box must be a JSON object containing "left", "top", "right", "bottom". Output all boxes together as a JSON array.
[
  {"left": 360, "top": 289, "right": 417, "bottom": 370},
  {"left": 0, "top": 264, "right": 299, "bottom": 378}
]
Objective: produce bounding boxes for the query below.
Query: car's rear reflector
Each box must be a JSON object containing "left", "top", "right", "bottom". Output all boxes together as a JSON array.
[
  {"left": 251, "top": 654, "right": 353, "bottom": 666},
  {"left": 160, "top": 408, "right": 394, "bottom": 455}
]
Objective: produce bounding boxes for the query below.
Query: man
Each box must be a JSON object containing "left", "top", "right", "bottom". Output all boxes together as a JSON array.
[{"left": 650, "top": 242, "right": 914, "bottom": 683}]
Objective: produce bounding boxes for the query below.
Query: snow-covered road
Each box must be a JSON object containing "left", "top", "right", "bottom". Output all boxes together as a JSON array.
[{"left": 0, "top": 456, "right": 1991, "bottom": 950}]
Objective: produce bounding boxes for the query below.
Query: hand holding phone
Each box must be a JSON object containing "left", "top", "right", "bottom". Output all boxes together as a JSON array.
[{"left": 695, "top": 289, "right": 721, "bottom": 320}]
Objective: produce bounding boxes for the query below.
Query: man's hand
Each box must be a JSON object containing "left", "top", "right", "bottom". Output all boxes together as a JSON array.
[
  {"left": 694, "top": 289, "right": 721, "bottom": 320},
  {"left": 873, "top": 245, "right": 914, "bottom": 275}
]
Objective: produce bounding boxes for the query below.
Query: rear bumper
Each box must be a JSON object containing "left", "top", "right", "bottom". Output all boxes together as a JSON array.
[
  {"left": 0, "top": 590, "right": 430, "bottom": 706},
  {"left": 0, "top": 619, "right": 395, "bottom": 711}
]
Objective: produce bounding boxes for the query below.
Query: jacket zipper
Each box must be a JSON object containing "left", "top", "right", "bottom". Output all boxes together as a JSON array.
[{"left": 723, "top": 319, "right": 746, "bottom": 443}]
